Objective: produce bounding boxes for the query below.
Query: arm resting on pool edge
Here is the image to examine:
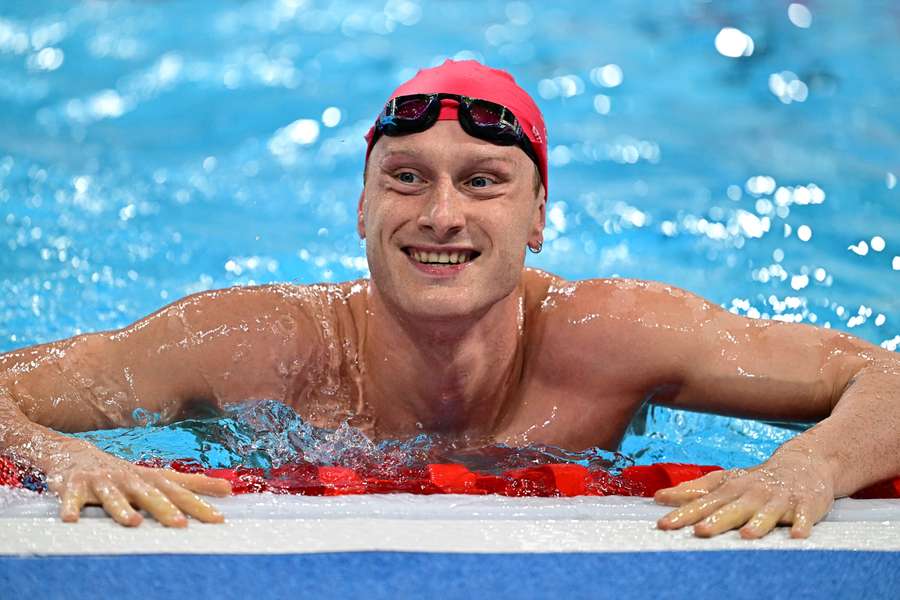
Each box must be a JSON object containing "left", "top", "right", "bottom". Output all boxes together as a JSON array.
[
  {"left": 643, "top": 292, "right": 900, "bottom": 500},
  {"left": 622, "top": 284, "right": 900, "bottom": 537},
  {"left": 0, "top": 284, "right": 319, "bottom": 525},
  {"left": 551, "top": 278, "right": 899, "bottom": 537},
  {"left": 653, "top": 356, "right": 900, "bottom": 538},
  {"left": 770, "top": 356, "right": 900, "bottom": 498},
  {"left": 0, "top": 392, "right": 231, "bottom": 526},
  {"left": 655, "top": 359, "right": 900, "bottom": 538}
]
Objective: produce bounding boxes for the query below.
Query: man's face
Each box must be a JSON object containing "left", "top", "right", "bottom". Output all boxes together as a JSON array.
[{"left": 359, "top": 120, "right": 545, "bottom": 321}]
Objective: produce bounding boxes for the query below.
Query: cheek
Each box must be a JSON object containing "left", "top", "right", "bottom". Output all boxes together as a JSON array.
[
  {"left": 364, "top": 203, "right": 409, "bottom": 270},
  {"left": 363, "top": 201, "right": 394, "bottom": 241},
  {"left": 483, "top": 215, "right": 528, "bottom": 275},
  {"left": 487, "top": 207, "right": 533, "bottom": 249}
]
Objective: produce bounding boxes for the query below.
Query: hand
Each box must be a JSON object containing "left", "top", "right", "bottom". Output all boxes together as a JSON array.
[
  {"left": 654, "top": 450, "right": 835, "bottom": 539},
  {"left": 43, "top": 438, "right": 232, "bottom": 527}
]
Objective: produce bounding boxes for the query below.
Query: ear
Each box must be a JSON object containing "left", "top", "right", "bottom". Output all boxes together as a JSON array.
[
  {"left": 528, "top": 188, "right": 546, "bottom": 247},
  {"left": 356, "top": 190, "right": 366, "bottom": 239}
]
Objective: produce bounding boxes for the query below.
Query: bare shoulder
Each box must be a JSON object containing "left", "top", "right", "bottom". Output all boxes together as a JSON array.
[
  {"left": 521, "top": 271, "right": 724, "bottom": 380},
  {"left": 523, "top": 270, "right": 714, "bottom": 327},
  {"left": 121, "top": 280, "right": 369, "bottom": 406},
  {"left": 137, "top": 280, "right": 367, "bottom": 330},
  {"left": 99, "top": 280, "right": 370, "bottom": 374}
]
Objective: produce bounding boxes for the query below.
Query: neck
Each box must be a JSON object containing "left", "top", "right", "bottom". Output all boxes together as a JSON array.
[{"left": 362, "top": 281, "right": 525, "bottom": 439}]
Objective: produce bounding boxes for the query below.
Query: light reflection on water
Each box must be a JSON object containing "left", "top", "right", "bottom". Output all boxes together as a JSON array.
[{"left": 2, "top": 1, "right": 898, "bottom": 468}]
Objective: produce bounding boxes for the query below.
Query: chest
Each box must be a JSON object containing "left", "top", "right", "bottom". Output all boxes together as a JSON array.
[{"left": 492, "top": 381, "right": 641, "bottom": 451}]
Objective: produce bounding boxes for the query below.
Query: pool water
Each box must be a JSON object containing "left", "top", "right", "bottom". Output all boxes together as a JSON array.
[
  {"left": 1, "top": 1, "right": 898, "bottom": 470},
  {"left": 71, "top": 397, "right": 793, "bottom": 473},
  {"left": 75, "top": 399, "right": 629, "bottom": 472}
]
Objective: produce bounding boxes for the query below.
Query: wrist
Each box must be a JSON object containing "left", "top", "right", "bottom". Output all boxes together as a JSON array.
[
  {"left": 1, "top": 408, "right": 83, "bottom": 473},
  {"left": 771, "top": 436, "right": 842, "bottom": 491}
]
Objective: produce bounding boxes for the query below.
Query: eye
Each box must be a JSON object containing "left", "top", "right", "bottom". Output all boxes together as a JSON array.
[
  {"left": 469, "top": 176, "right": 495, "bottom": 188},
  {"left": 396, "top": 171, "right": 420, "bottom": 184}
]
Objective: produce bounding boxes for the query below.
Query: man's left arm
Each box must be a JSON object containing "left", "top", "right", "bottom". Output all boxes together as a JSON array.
[
  {"left": 599, "top": 282, "right": 900, "bottom": 539},
  {"left": 658, "top": 347, "right": 899, "bottom": 538}
]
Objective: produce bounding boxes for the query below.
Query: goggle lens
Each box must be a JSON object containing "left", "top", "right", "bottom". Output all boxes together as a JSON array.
[
  {"left": 468, "top": 101, "right": 507, "bottom": 128},
  {"left": 393, "top": 96, "right": 432, "bottom": 120}
]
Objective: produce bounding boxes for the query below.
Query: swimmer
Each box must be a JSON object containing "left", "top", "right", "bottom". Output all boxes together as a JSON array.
[{"left": 1, "top": 60, "right": 898, "bottom": 537}]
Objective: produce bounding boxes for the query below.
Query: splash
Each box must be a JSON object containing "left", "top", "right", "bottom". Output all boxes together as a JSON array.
[{"left": 73, "top": 399, "right": 630, "bottom": 475}]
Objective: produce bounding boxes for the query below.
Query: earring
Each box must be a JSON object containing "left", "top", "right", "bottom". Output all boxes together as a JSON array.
[{"left": 528, "top": 241, "right": 543, "bottom": 254}]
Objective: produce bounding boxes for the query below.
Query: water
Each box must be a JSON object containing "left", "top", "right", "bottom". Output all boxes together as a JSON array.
[
  {"left": 75, "top": 399, "right": 626, "bottom": 474},
  {"left": 1, "top": 1, "right": 898, "bottom": 471}
]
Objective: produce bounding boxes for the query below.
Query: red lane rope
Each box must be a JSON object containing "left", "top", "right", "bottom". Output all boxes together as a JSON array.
[{"left": 3, "top": 455, "right": 896, "bottom": 499}]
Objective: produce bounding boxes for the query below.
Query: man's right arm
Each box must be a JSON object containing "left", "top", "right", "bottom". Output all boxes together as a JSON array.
[{"left": 0, "top": 284, "right": 318, "bottom": 526}]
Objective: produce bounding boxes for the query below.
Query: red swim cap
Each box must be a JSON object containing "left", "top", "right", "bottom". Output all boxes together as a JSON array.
[{"left": 364, "top": 59, "right": 548, "bottom": 199}]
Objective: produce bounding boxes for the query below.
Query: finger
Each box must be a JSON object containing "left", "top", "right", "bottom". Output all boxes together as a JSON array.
[
  {"left": 654, "top": 470, "right": 729, "bottom": 506},
  {"left": 154, "top": 477, "right": 225, "bottom": 524},
  {"left": 693, "top": 496, "right": 760, "bottom": 538},
  {"left": 777, "top": 505, "right": 795, "bottom": 524},
  {"left": 790, "top": 501, "right": 816, "bottom": 539},
  {"left": 59, "top": 479, "right": 89, "bottom": 523},
  {"left": 160, "top": 470, "right": 232, "bottom": 497},
  {"left": 92, "top": 481, "right": 143, "bottom": 527},
  {"left": 657, "top": 485, "right": 743, "bottom": 530},
  {"left": 740, "top": 498, "right": 790, "bottom": 539},
  {"left": 125, "top": 479, "right": 188, "bottom": 528}
]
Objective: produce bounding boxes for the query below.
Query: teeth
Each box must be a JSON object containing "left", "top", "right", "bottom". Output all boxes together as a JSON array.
[{"left": 408, "top": 249, "right": 475, "bottom": 265}]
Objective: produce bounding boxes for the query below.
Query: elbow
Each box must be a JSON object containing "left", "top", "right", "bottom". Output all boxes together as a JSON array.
[{"left": 830, "top": 352, "right": 900, "bottom": 413}]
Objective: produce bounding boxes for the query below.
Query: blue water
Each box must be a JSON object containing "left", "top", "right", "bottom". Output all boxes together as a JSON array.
[
  {"left": 1, "top": 1, "right": 898, "bottom": 470},
  {"left": 76, "top": 399, "right": 628, "bottom": 474}
]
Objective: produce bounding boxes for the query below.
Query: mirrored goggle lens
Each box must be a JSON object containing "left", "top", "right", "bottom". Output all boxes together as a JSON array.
[
  {"left": 468, "top": 101, "right": 513, "bottom": 129},
  {"left": 392, "top": 96, "right": 432, "bottom": 120}
]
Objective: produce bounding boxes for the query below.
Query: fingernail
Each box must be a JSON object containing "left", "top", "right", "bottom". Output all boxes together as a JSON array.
[
  {"left": 168, "top": 517, "right": 188, "bottom": 528},
  {"left": 693, "top": 525, "right": 715, "bottom": 538},
  {"left": 657, "top": 518, "right": 677, "bottom": 529}
]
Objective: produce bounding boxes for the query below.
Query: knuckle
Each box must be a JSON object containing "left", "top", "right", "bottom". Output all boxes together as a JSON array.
[
  {"left": 712, "top": 480, "right": 742, "bottom": 498},
  {"left": 124, "top": 475, "right": 150, "bottom": 495},
  {"left": 136, "top": 468, "right": 167, "bottom": 484},
  {"left": 791, "top": 492, "right": 815, "bottom": 507},
  {"left": 723, "top": 468, "right": 749, "bottom": 481},
  {"left": 743, "top": 487, "right": 772, "bottom": 505},
  {"left": 63, "top": 471, "right": 87, "bottom": 487}
]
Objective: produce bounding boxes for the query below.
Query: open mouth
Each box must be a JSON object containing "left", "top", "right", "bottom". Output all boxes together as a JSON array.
[{"left": 403, "top": 247, "right": 480, "bottom": 266}]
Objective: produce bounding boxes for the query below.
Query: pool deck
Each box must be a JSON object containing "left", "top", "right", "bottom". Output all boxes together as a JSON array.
[
  {"left": 2, "top": 492, "right": 900, "bottom": 554},
  {"left": 2, "top": 492, "right": 899, "bottom": 598}
]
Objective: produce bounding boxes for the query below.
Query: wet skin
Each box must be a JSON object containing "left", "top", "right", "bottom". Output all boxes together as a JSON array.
[{"left": 1, "top": 121, "right": 899, "bottom": 536}]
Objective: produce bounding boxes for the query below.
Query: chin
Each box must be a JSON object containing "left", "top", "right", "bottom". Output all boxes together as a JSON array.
[
  {"left": 399, "top": 288, "right": 491, "bottom": 322},
  {"left": 368, "top": 250, "right": 521, "bottom": 322}
]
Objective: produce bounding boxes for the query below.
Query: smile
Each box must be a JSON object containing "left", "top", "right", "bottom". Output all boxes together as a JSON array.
[{"left": 403, "top": 247, "right": 479, "bottom": 266}]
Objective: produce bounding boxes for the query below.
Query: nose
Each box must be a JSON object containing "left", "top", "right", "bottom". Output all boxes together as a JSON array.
[{"left": 417, "top": 178, "right": 465, "bottom": 240}]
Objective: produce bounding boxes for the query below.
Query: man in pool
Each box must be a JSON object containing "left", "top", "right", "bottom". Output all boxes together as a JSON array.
[{"left": 1, "top": 60, "right": 898, "bottom": 538}]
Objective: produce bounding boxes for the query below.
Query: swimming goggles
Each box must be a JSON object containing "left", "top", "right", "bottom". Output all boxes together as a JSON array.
[{"left": 372, "top": 93, "right": 540, "bottom": 168}]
